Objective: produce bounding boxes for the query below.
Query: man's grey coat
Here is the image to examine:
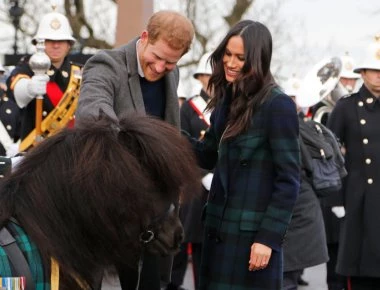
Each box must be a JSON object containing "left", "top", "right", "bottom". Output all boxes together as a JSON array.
[{"left": 76, "top": 37, "right": 180, "bottom": 128}]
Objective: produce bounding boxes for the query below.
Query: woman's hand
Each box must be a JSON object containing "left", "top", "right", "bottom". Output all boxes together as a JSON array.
[{"left": 248, "top": 242, "right": 272, "bottom": 271}]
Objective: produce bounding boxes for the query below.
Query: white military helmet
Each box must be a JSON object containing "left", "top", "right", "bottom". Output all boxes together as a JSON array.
[
  {"left": 354, "top": 35, "right": 380, "bottom": 73},
  {"left": 32, "top": 11, "right": 76, "bottom": 45},
  {"left": 193, "top": 51, "right": 213, "bottom": 79},
  {"left": 340, "top": 52, "right": 360, "bottom": 79},
  {"left": 282, "top": 75, "right": 302, "bottom": 98}
]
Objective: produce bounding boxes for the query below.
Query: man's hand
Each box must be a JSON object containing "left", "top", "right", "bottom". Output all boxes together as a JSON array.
[
  {"left": 27, "top": 75, "right": 49, "bottom": 97},
  {"left": 248, "top": 242, "right": 272, "bottom": 271}
]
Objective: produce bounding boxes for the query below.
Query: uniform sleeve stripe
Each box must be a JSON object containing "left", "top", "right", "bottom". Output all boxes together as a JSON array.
[{"left": 10, "top": 74, "right": 30, "bottom": 90}]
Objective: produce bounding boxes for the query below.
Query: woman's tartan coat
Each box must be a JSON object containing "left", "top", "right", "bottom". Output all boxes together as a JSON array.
[{"left": 191, "top": 88, "right": 300, "bottom": 290}]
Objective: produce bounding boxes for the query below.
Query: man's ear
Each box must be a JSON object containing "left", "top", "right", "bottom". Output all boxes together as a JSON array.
[{"left": 140, "top": 30, "right": 149, "bottom": 43}]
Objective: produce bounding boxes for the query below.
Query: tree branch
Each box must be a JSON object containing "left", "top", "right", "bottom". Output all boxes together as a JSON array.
[
  {"left": 64, "top": 0, "right": 113, "bottom": 49},
  {"left": 224, "top": 0, "right": 254, "bottom": 26}
]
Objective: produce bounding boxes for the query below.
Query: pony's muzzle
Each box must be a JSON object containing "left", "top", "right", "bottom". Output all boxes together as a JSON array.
[{"left": 174, "top": 226, "right": 184, "bottom": 248}]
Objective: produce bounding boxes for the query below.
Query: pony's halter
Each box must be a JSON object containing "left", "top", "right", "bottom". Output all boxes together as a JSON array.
[
  {"left": 135, "top": 202, "right": 176, "bottom": 290},
  {"left": 139, "top": 202, "right": 176, "bottom": 244}
]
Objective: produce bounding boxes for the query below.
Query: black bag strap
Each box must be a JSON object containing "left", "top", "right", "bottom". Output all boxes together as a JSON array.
[
  {"left": 0, "top": 227, "right": 36, "bottom": 290},
  {"left": 300, "top": 120, "right": 334, "bottom": 159}
]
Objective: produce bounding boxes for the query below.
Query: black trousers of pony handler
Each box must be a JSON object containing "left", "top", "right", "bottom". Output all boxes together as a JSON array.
[{"left": 118, "top": 253, "right": 161, "bottom": 290}]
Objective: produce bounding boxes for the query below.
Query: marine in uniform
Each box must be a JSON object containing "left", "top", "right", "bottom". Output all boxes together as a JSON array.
[
  {"left": 0, "top": 65, "right": 21, "bottom": 156},
  {"left": 328, "top": 36, "right": 380, "bottom": 289},
  {"left": 6, "top": 8, "right": 81, "bottom": 149},
  {"left": 320, "top": 53, "right": 361, "bottom": 290}
]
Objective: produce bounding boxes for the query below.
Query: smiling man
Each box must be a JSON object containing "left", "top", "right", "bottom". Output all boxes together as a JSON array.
[
  {"left": 76, "top": 10, "right": 194, "bottom": 126},
  {"left": 6, "top": 9, "right": 79, "bottom": 142},
  {"left": 76, "top": 10, "right": 194, "bottom": 290}
]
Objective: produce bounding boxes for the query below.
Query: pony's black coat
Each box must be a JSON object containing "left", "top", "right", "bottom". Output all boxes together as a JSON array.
[{"left": 0, "top": 114, "right": 201, "bottom": 288}]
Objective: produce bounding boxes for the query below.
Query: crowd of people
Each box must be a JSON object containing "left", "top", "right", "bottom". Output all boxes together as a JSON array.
[{"left": 0, "top": 5, "right": 380, "bottom": 290}]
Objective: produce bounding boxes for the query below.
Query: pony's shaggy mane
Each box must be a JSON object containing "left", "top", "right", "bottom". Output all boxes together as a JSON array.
[{"left": 0, "top": 114, "right": 200, "bottom": 288}]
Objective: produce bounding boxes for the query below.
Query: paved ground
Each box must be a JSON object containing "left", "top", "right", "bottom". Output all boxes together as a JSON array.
[
  {"left": 101, "top": 262, "right": 328, "bottom": 290},
  {"left": 181, "top": 262, "right": 328, "bottom": 290},
  {"left": 300, "top": 264, "right": 328, "bottom": 290}
]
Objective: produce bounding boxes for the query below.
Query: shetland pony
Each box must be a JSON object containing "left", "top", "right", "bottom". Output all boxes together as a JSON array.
[{"left": 0, "top": 115, "right": 200, "bottom": 289}]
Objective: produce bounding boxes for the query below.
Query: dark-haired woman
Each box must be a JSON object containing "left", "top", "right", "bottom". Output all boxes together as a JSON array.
[{"left": 186, "top": 20, "right": 300, "bottom": 290}]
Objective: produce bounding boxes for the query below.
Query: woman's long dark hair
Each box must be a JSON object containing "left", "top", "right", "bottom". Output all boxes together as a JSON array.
[{"left": 207, "top": 20, "right": 278, "bottom": 139}]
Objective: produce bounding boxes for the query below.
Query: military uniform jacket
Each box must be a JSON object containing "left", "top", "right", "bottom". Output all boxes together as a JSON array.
[
  {"left": 76, "top": 37, "right": 180, "bottom": 128},
  {"left": 6, "top": 57, "right": 76, "bottom": 140},
  {"left": 192, "top": 88, "right": 300, "bottom": 290},
  {"left": 180, "top": 90, "right": 210, "bottom": 243},
  {"left": 0, "top": 91, "right": 20, "bottom": 155},
  {"left": 328, "top": 85, "right": 380, "bottom": 277}
]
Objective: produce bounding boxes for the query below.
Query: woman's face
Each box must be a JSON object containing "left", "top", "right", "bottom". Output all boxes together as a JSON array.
[{"left": 223, "top": 35, "right": 245, "bottom": 83}]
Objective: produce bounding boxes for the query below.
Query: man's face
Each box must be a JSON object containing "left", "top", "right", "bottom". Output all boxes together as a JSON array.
[
  {"left": 361, "top": 69, "right": 380, "bottom": 97},
  {"left": 44, "top": 40, "right": 71, "bottom": 65},
  {"left": 138, "top": 31, "right": 184, "bottom": 82},
  {"left": 339, "top": 77, "right": 357, "bottom": 93}
]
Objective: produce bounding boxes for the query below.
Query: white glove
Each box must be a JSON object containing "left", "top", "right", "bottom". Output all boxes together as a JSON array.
[
  {"left": 14, "top": 75, "right": 50, "bottom": 108},
  {"left": 5, "top": 142, "right": 20, "bottom": 157},
  {"left": 331, "top": 206, "right": 345, "bottom": 218},
  {"left": 201, "top": 173, "right": 214, "bottom": 191},
  {"left": 27, "top": 75, "right": 49, "bottom": 96}
]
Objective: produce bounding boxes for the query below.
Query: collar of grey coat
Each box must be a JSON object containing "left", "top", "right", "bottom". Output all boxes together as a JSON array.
[{"left": 122, "top": 37, "right": 181, "bottom": 128}]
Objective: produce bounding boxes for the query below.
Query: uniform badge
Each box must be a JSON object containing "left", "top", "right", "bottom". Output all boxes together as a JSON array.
[
  {"left": 50, "top": 18, "right": 61, "bottom": 30},
  {"left": 62, "top": 71, "right": 69, "bottom": 78},
  {"left": 345, "top": 62, "right": 353, "bottom": 70},
  {"left": 366, "top": 98, "right": 374, "bottom": 104},
  {"left": 376, "top": 48, "right": 380, "bottom": 60},
  {"left": 47, "top": 69, "right": 54, "bottom": 76}
]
